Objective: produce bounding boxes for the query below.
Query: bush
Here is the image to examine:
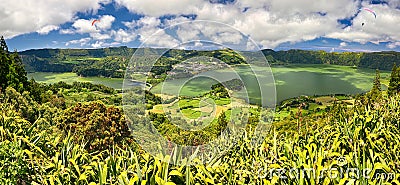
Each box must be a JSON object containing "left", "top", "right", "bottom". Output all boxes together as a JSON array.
[{"left": 57, "top": 101, "right": 131, "bottom": 151}]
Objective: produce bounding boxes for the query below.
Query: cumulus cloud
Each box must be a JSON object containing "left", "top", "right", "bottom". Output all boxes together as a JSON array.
[
  {"left": 6, "top": 0, "right": 400, "bottom": 50},
  {"left": 114, "top": 0, "right": 364, "bottom": 49},
  {"left": 0, "top": 0, "right": 110, "bottom": 38},
  {"left": 175, "top": 24, "right": 202, "bottom": 43},
  {"left": 387, "top": 42, "right": 400, "bottom": 49},
  {"left": 95, "top": 15, "right": 116, "bottom": 30},
  {"left": 112, "top": 0, "right": 400, "bottom": 49},
  {"left": 115, "top": 0, "right": 205, "bottom": 17},
  {"left": 70, "top": 19, "right": 99, "bottom": 34},
  {"left": 61, "top": 15, "right": 115, "bottom": 34},
  {"left": 112, "top": 29, "right": 137, "bottom": 43},
  {"left": 386, "top": 0, "right": 400, "bottom": 8},
  {"left": 91, "top": 41, "right": 120, "bottom": 48},
  {"left": 340, "top": 42, "right": 348, "bottom": 47},
  {"left": 37, "top": 25, "right": 60, "bottom": 35},
  {"left": 326, "top": 3, "right": 400, "bottom": 44},
  {"left": 90, "top": 32, "right": 112, "bottom": 40},
  {"left": 142, "top": 31, "right": 180, "bottom": 48},
  {"left": 65, "top": 37, "right": 91, "bottom": 46}
]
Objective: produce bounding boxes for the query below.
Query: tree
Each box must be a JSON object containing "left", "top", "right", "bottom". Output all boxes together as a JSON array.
[
  {"left": 388, "top": 64, "right": 400, "bottom": 96},
  {"left": 0, "top": 36, "right": 8, "bottom": 52},
  {"left": 368, "top": 69, "right": 382, "bottom": 101},
  {"left": 0, "top": 36, "right": 28, "bottom": 93}
]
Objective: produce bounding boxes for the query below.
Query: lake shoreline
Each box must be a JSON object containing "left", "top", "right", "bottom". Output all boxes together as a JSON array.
[{"left": 27, "top": 64, "right": 389, "bottom": 104}]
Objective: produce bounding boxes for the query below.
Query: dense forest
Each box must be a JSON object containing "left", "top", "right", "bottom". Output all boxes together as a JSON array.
[
  {"left": 262, "top": 49, "right": 400, "bottom": 70},
  {"left": 2, "top": 37, "right": 400, "bottom": 184}
]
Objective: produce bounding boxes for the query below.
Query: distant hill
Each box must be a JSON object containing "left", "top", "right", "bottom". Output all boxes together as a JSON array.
[
  {"left": 19, "top": 47, "right": 400, "bottom": 73},
  {"left": 19, "top": 47, "right": 137, "bottom": 72},
  {"left": 262, "top": 49, "right": 400, "bottom": 70},
  {"left": 18, "top": 47, "right": 247, "bottom": 74}
]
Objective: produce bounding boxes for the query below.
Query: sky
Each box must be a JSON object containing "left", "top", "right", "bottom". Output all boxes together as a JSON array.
[{"left": 1, "top": 0, "right": 400, "bottom": 52}]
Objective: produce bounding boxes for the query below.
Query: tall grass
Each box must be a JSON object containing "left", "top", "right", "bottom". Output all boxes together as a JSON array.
[{"left": 1, "top": 92, "right": 400, "bottom": 184}]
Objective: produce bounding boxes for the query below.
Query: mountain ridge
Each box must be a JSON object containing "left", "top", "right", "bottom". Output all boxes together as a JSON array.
[{"left": 19, "top": 47, "right": 400, "bottom": 73}]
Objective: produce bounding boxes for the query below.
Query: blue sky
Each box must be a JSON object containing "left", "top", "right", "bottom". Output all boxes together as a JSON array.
[{"left": 2, "top": 0, "right": 400, "bottom": 52}]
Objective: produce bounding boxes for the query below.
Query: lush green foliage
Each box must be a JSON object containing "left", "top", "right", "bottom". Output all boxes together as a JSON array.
[
  {"left": 0, "top": 36, "right": 29, "bottom": 93},
  {"left": 2, "top": 84, "right": 400, "bottom": 184},
  {"left": 72, "top": 57, "right": 127, "bottom": 78},
  {"left": 2, "top": 37, "right": 400, "bottom": 184},
  {"left": 367, "top": 70, "right": 382, "bottom": 101},
  {"left": 57, "top": 101, "right": 131, "bottom": 152},
  {"left": 145, "top": 90, "right": 162, "bottom": 109},
  {"left": 388, "top": 64, "right": 400, "bottom": 96},
  {"left": 263, "top": 49, "right": 400, "bottom": 70}
]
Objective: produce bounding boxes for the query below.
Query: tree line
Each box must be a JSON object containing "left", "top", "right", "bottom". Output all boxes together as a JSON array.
[{"left": 263, "top": 49, "right": 400, "bottom": 70}]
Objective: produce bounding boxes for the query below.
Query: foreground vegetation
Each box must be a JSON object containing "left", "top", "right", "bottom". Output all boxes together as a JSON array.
[
  {"left": 2, "top": 80, "right": 400, "bottom": 184},
  {"left": 2, "top": 37, "right": 400, "bottom": 184}
]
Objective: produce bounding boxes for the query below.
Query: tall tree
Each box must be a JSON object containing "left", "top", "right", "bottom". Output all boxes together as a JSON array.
[
  {"left": 0, "top": 37, "right": 10, "bottom": 91},
  {"left": 388, "top": 64, "right": 400, "bottom": 96},
  {"left": 0, "top": 36, "right": 28, "bottom": 92},
  {"left": 369, "top": 69, "right": 382, "bottom": 101},
  {"left": 0, "top": 36, "right": 8, "bottom": 52}
]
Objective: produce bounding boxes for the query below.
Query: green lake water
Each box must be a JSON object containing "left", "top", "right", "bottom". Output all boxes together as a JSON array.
[{"left": 28, "top": 64, "right": 390, "bottom": 103}]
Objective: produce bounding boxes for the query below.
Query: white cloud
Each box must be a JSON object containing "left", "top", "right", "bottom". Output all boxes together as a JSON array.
[
  {"left": 339, "top": 42, "right": 347, "bottom": 47},
  {"left": 65, "top": 37, "right": 91, "bottom": 46},
  {"left": 91, "top": 41, "right": 121, "bottom": 48},
  {"left": 114, "top": 0, "right": 363, "bottom": 49},
  {"left": 387, "top": 42, "right": 400, "bottom": 49},
  {"left": 326, "top": 3, "right": 400, "bottom": 44},
  {"left": 71, "top": 19, "right": 99, "bottom": 34},
  {"left": 37, "top": 25, "right": 60, "bottom": 35},
  {"left": 0, "top": 0, "right": 110, "bottom": 38},
  {"left": 90, "top": 32, "right": 111, "bottom": 40},
  {"left": 387, "top": 0, "right": 400, "bottom": 8},
  {"left": 114, "top": 0, "right": 400, "bottom": 49},
  {"left": 176, "top": 25, "right": 201, "bottom": 43},
  {"left": 91, "top": 41, "right": 105, "bottom": 48},
  {"left": 163, "top": 16, "right": 194, "bottom": 27},
  {"left": 112, "top": 29, "right": 137, "bottom": 43},
  {"left": 96, "top": 15, "right": 115, "bottom": 30},
  {"left": 115, "top": 0, "right": 205, "bottom": 17},
  {"left": 63, "top": 15, "right": 115, "bottom": 34},
  {"left": 326, "top": 29, "right": 377, "bottom": 44},
  {"left": 141, "top": 29, "right": 180, "bottom": 48},
  {"left": 59, "top": 15, "right": 116, "bottom": 46},
  {"left": 59, "top": 29, "right": 75, "bottom": 34},
  {"left": 5, "top": 0, "right": 400, "bottom": 50},
  {"left": 123, "top": 17, "right": 161, "bottom": 30}
]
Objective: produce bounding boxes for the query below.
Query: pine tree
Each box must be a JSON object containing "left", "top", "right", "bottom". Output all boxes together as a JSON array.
[
  {"left": 8, "top": 51, "right": 28, "bottom": 92},
  {"left": 0, "top": 36, "right": 8, "bottom": 52},
  {"left": 388, "top": 64, "right": 400, "bottom": 96},
  {"left": 369, "top": 69, "right": 382, "bottom": 101},
  {"left": 0, "top": 37, "right": 10, "bottom": 90},
  {"left": 0, "top": 36, "right": 28, "bottom": 92}
]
